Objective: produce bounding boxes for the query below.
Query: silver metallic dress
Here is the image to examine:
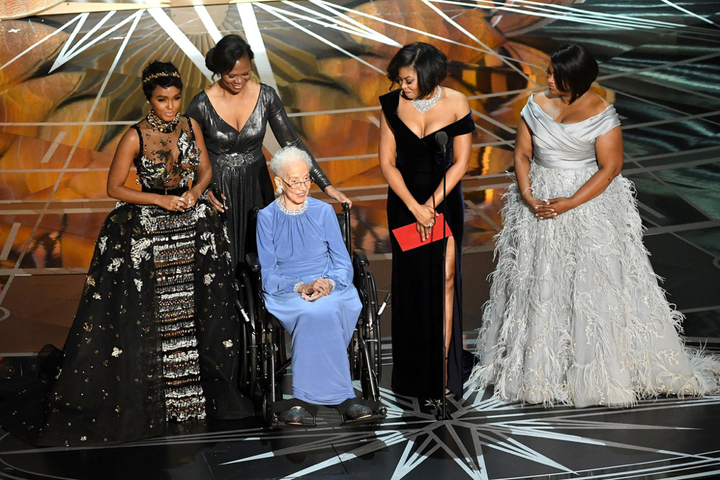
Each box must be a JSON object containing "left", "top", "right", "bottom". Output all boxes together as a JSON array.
[{"left": 469, "top": 95, "right": 720, "bottom": 408}]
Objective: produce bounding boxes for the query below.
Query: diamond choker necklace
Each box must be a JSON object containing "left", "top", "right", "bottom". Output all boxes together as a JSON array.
[
  {"left": 411, "top": 86, "right": 441, "bottom": 115},
  {"left": 146, "top": 110, "right": 181, "bottom": 133}
]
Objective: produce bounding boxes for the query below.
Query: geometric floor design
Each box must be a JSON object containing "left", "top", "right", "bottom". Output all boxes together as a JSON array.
[{"left": 2, "top": 365, "right": 720, "bottom": 479}]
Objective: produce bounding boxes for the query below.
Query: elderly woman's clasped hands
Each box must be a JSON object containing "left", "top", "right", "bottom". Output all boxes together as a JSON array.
[{"left": 298, "top": 278, "right": 333, "bottom": 301}]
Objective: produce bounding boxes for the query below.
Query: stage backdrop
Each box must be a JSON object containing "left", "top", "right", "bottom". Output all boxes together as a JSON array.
[{"left": 1, "top": 0, "right": 719, "bottom": 353}]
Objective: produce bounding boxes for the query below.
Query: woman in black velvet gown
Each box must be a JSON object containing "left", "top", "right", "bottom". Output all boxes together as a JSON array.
[
  {"left": 0, "top": 61, "right": 249, "bottom": 446},
  {"left": 379, "top": 44, "right": 475, "bottom": 399},
  {"left": 186, "top": 34, "right": 350, "bottom": 267}
]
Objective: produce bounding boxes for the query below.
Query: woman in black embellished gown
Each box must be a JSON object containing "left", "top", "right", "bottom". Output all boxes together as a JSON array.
[
  {"left": 0, "top": 61, "right": 249, "bottom": 446},
  {"left": 379, "top": 44, "right": 475, "bottom": 399},
  {"left": 186, "top": 34, "right": 351, "bottom": 267}
]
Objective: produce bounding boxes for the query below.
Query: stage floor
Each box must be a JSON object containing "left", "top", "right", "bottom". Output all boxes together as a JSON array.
[
  {"left": 1, "top": 0, "right": 720, "bottom": 478},
  {"left": 2, "top": 363, "right": 720, "bottom": 479}
]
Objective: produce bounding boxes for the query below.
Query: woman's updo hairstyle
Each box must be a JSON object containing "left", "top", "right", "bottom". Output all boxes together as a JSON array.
[
  {"left": 550, "top": 43, "right": 598, "bottom": 104},
  {"left": 387, "top": 43, "right": 447, "bottom": 99},
  {"left": 205, "top": 34, "right": 255, "bottom": 76},
  {"left": 141, "top": 60, "right": 182, "bottom": 100}
]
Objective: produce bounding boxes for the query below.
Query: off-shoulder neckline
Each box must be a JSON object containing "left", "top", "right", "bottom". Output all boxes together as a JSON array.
[
  {"left": 387, "top": 90, "right": 473, "bottom": 140},
  {"left": 529, "top": 94, "right": 613, "bottom": 126}
]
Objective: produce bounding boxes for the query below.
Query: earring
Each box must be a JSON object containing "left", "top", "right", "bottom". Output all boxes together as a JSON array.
[{"left": 275, "top": 186, "right": 283, "bottom": 196}]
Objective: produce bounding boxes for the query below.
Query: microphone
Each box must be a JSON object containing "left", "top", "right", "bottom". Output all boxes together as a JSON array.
[
  {"left": 435, "top": 131, "right": 448, "bottom": 150},
  {"left": 434, "top": 128, "right": 450, "bottom": 418},
  {"left": 436, "top": 131, "right": 448, "bottom": 165}
]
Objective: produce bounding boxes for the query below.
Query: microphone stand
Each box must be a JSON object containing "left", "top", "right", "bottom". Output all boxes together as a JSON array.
[{"left": 435, "top": 131, "right": 449, "bottom": 420}]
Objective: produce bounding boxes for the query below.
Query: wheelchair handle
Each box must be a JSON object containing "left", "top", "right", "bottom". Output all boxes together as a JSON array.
[
  {"left": 377, "top": 292, "right": 391, "bottom": 316},
  {"left": 245, "top": 252, "right": 262, "bottom": 273}
]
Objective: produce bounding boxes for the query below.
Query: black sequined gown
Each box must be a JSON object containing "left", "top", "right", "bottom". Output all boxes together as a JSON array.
[
  {"left": 186, "top": 84, "right": 331, "bottom": 268},
  {"left": 0, "top": 116, "right": 249, "bottom": 447}
]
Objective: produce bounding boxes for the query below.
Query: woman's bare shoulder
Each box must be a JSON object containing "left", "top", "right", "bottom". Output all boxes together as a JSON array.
[
  {"left": 119, "top": 126, "right": 140, "bottom": 148},
  {"left": 441, "top": 87, "right": 470, "bottom": 115},
  {"left": 533, "top": 91, "right": 555, "bottom": 107},
  {"left": 585, "top": 92, "right": 612, "bottom": 114}
]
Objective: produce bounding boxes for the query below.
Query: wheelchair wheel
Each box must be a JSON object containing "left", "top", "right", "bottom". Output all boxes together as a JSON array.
[
  {"left": 262, "top": 388, "right": 274, "bottom": 425},
  {"left": 237, "top": 269, "right": 259, "bottom": 398},
  {"left": 234, "top": 278, "right": 249, "bottom": 394},
  {"left": 354, "top": 266, "right": 383, "bottom": 402},
  {"left": 238, "top": 300, "right": 249, "bottom": 392},
  {"left": 365, "top": 271, "right": 382, "bottom": 385},
  {"left": 349, "top": 323, "right": 363, "bottom": 382}
]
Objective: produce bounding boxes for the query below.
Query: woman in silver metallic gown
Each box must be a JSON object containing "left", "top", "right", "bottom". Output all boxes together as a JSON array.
[
  {"left": 469, "top": 44, "right": 720, "bottom": 408},
  {"left": 186, "top": 34, "right": 351, "bottom": 267}
]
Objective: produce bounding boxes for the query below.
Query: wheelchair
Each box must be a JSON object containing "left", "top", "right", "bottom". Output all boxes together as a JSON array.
[{"left": 235, "top": 203, "right": 389, "bottom": 427}]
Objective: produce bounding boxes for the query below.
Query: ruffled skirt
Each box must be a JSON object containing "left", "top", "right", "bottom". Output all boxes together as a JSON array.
[{"left": 469, "top": 163, "right": 720, "bottom": 407}]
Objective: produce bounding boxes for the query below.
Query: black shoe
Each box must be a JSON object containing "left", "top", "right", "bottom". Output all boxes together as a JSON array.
[
  {"left": 345, "top": 403, "right": 373, "bottom": 421},
  {"left": 285, "top": 406, "right": 309, "bottom": 426}
]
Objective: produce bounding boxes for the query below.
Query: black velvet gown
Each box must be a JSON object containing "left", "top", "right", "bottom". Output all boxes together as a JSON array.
[
  {"left": 0, "top": 116, "right": 249, "bottom": 446},
  {"left": 185, "top": 83, "right": 331, "bottom": 268},
  {"left": 379, "top": 90, "right": 475, "bottom": 399}
]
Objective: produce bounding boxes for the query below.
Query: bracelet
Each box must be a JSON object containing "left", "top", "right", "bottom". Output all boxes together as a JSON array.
[{"left": 293, "top": 281, "right": 305, "bottom": 294}]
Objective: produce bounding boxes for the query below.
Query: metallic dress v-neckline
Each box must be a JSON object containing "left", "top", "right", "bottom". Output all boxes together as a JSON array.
[{"left": 200, "top": 88, "right": 262, "bottom": 136}]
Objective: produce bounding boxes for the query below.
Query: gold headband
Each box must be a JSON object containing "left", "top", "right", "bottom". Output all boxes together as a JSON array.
[{"left": 142, "top": 71, "right": 181, "bottom": 82}]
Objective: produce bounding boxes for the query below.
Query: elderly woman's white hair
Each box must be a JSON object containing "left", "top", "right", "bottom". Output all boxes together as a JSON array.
[{"left": 270, "top": 146, "right": 313, "bottom": 177}]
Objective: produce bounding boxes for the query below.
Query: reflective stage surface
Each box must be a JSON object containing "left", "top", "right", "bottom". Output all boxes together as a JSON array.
[{"left": 1, "top": 0, "right": 719, "bottom": 478}]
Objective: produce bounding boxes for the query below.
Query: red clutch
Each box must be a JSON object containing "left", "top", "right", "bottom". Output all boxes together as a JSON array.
[{"left": 392, "top": 213, "right": 452, "bottom": 252}]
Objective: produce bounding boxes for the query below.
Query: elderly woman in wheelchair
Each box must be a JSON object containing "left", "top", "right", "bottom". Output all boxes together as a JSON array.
[{"left": 255, "top": 146, "right": 376, "bottom": 426}]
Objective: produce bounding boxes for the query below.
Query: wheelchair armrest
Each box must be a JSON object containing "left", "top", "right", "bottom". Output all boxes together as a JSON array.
[
  {"left": 353, "top": 249, "right": 369, "bottom": 266},
  {"left": 245, "top": 252, "right": 262, "bottom": 272}
]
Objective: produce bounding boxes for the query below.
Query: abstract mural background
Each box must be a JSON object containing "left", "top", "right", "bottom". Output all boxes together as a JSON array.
[{"left": 1, "top": 0, "right": 719, "bottom": 354}]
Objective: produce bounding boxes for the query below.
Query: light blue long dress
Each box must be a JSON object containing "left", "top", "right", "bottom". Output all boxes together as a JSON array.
[{"left": 256, "top": 197, "right": 361, "bottom": 405}]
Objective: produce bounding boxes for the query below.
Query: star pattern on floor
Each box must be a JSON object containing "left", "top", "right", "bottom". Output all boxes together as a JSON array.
[{"left": 169, "top": 385, "right": 720, "bottom": 480}]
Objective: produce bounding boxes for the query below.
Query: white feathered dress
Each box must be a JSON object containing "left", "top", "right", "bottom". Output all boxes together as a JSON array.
[{"left": 469, "top": 94, "right": 720, "bottom": 408}]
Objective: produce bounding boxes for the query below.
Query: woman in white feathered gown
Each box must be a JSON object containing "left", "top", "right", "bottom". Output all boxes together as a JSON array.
[{"left": 470, "top": 44, "right": 720, "bottom": 408}]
